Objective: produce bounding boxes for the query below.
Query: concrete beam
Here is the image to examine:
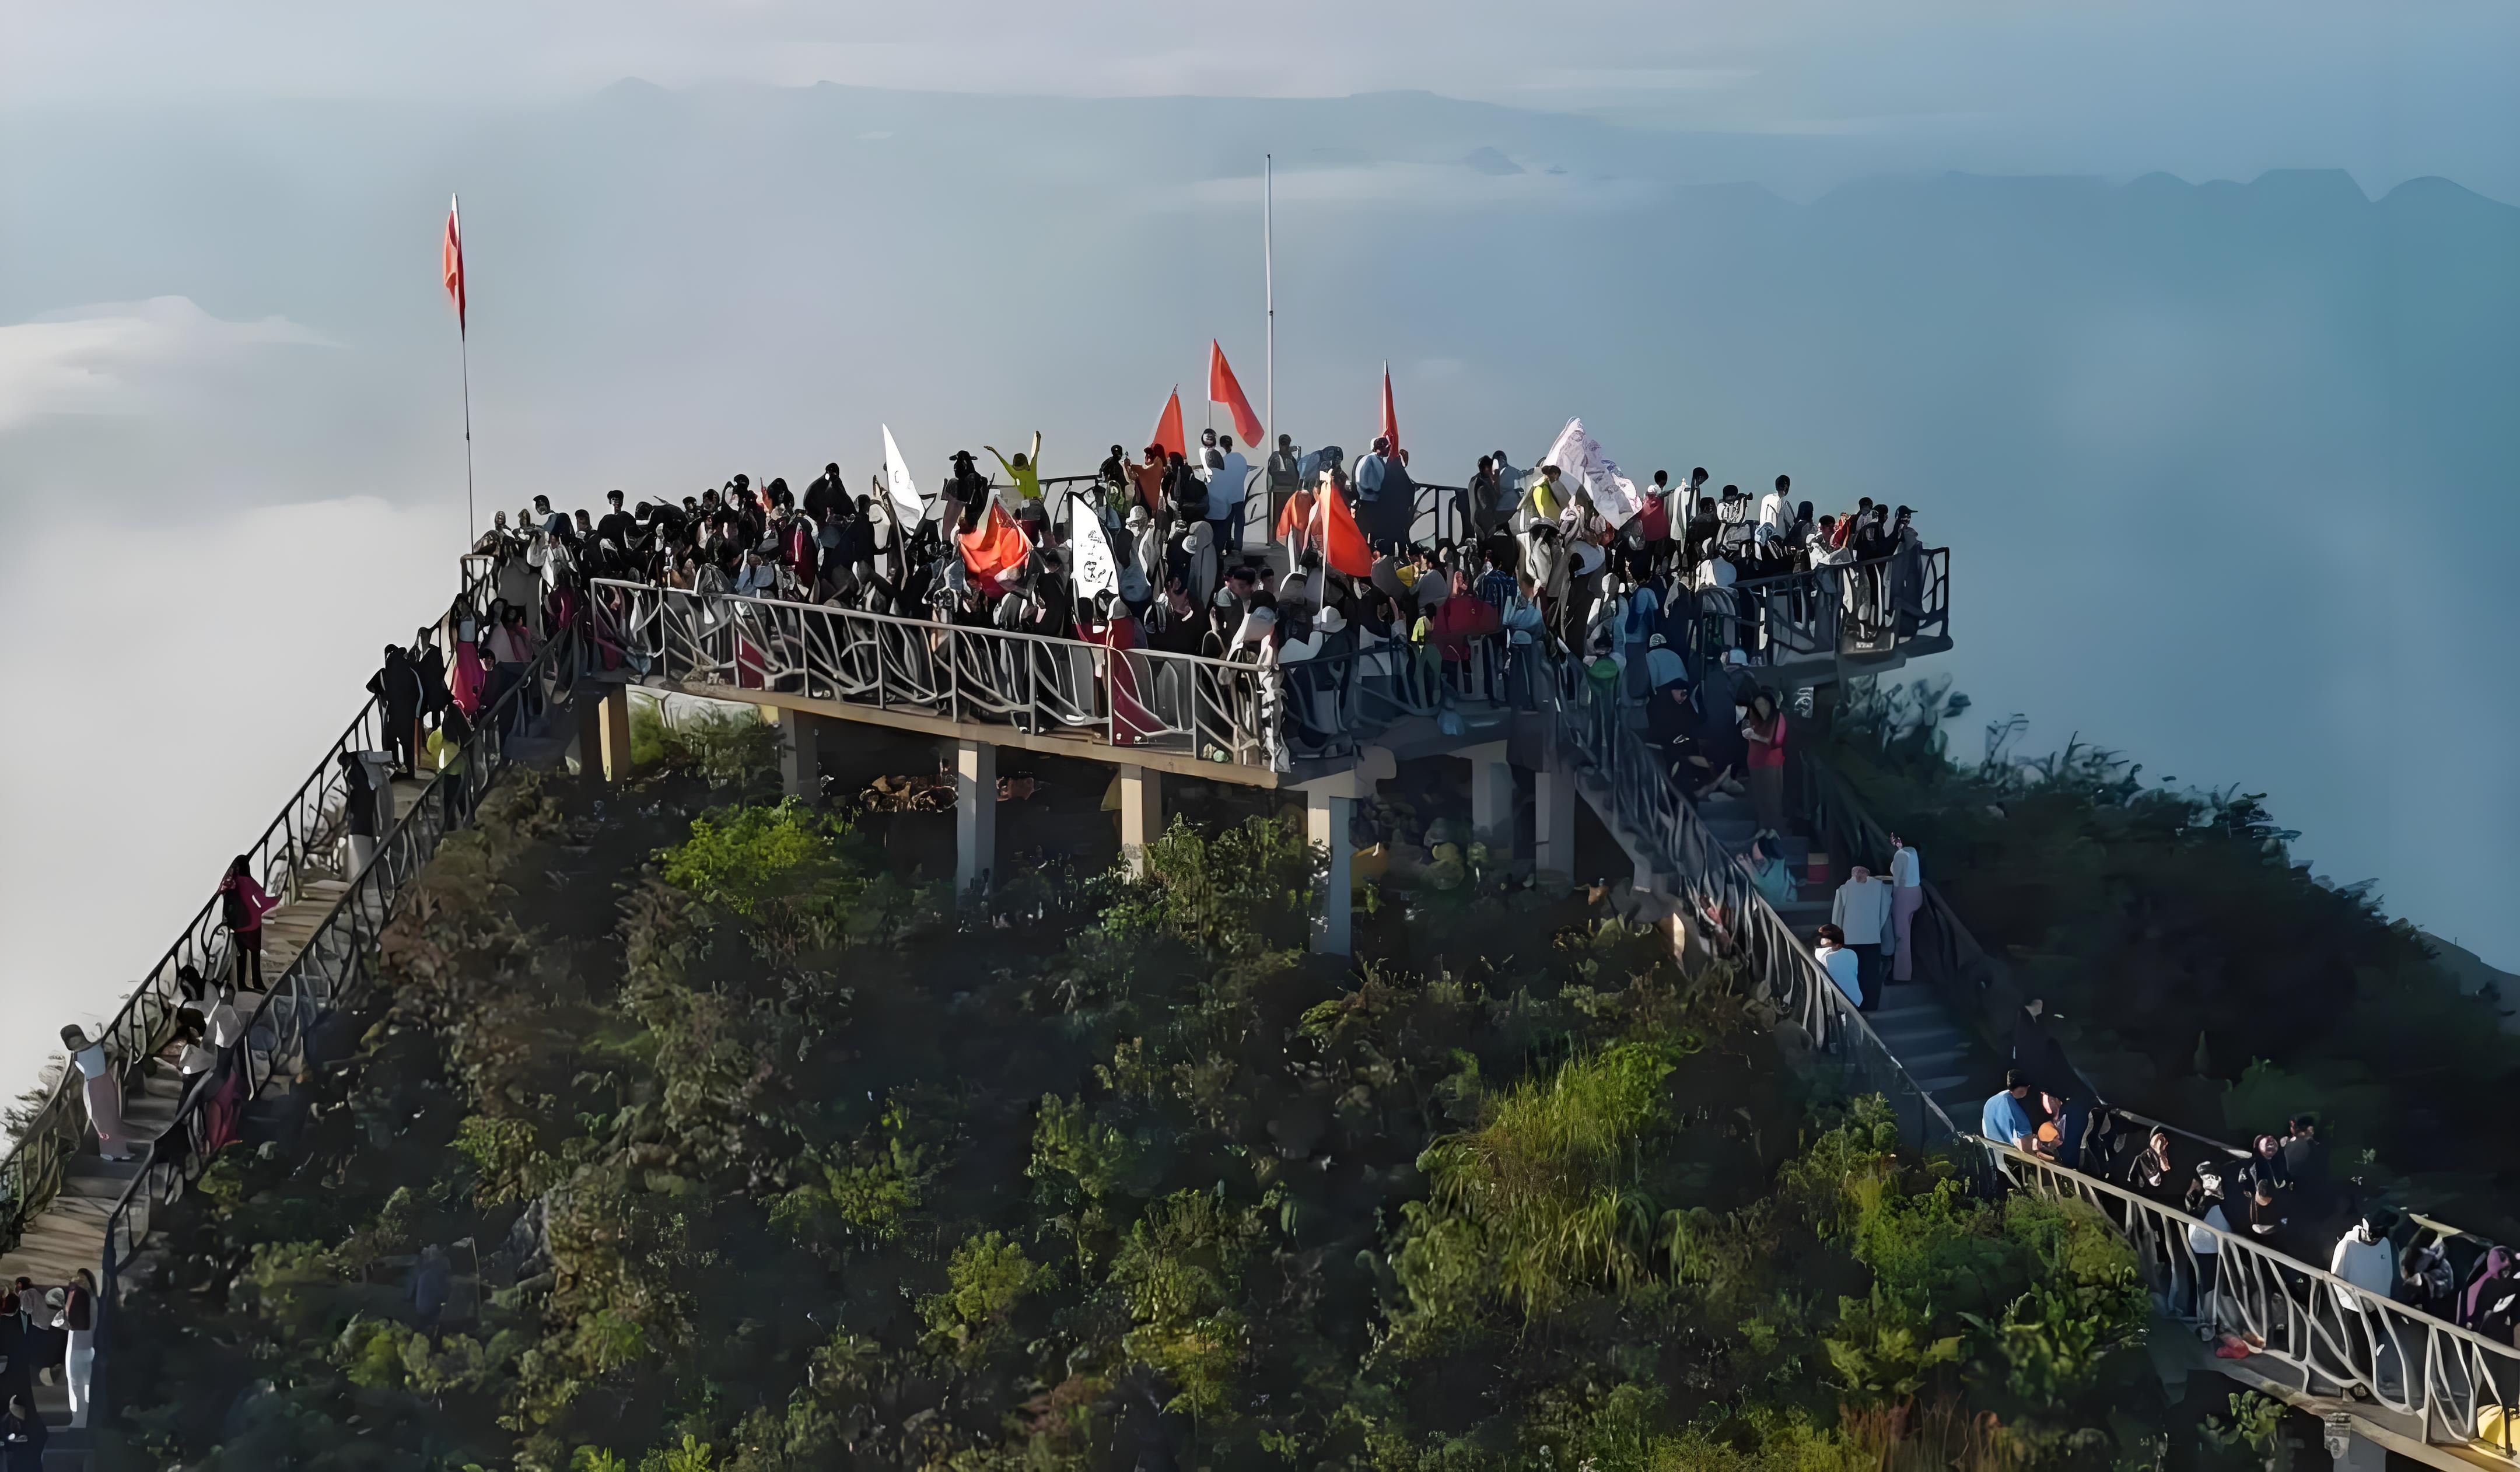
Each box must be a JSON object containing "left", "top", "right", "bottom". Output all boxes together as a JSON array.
[
  {"left": 598, "top": 686, "right": 634, "bottom": 782},
  {"left": 1534, "top": 760, "right": 1580, "bottom": 882},
  {"left": 1461, "top": 740, "right": 1514, "bottom": 855},
  {"left": 1117, "top": 765, "right": 1164, "bottom": 877},
  {"left": 953, "top": 739, "right": 996, "bottom": 896},
  {"left": 1307, "top": 790, "right": 1354, "bottom": 955}
]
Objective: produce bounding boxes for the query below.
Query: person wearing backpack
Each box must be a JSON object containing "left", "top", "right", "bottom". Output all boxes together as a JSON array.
[{"left": 216, "top": 854, "right": 279, "bottom": 992}]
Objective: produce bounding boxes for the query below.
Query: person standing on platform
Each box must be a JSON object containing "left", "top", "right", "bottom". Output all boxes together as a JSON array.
[{"left": 1888, "top": 831, "right": 1925, "bottom": 982}]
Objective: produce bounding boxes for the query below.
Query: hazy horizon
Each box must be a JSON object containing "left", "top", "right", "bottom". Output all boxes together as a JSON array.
[{"left": 4, "top": 36, "right": 2515, "bottom": 1099}]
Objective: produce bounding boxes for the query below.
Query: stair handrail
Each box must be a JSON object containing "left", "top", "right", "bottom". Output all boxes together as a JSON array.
[
  {"left": 1537, "top": 654, "right": 1969, "bottom": 1154},
  {"left": 1982, "top": 1133, "right": 2520, "bottom": 1455},
  {"left": 0, "top": 563, "right": 499, "bottom": 1253},
  {"left": 89, "top": 616, "right": 585, "bottom": 1436}
]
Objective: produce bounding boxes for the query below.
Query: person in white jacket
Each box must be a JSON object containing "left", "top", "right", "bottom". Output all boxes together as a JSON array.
[{"left": 2330, "top": 1211, "right": 2404, "bottom": 1393}]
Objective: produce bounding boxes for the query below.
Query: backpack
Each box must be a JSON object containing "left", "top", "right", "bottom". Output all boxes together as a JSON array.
[{"left": 222, "top": 881, "right": 250, "bottom": 931}]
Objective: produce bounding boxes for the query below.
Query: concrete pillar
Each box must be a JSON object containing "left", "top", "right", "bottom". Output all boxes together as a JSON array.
[
  {"left": 1117, "top": 765, "right": 1164, "bottom": 877},
  {"left": 1534, "top": 762, "right": 1580, "bottom": 881},
  {"left": 953, "top": 739, "right": 996, "bottom": 896},
  {"left": 577, "top": 683, "right": 636, "bottom": 785},
  {"left": 779, "top": 710, "right": 827, "bottom": 802},
  {"left": 1462, "top": 741, "right": 1514, "bottom": 855},
  {"left": 2323, "top": 1417, "right": 2384, "bottom": 1472},
  {"left": 1307, "top": 790, "right": 1354, "bottom": 956},
  {"left": 598, "top": 686, "right": 634, "bottom": 782}
]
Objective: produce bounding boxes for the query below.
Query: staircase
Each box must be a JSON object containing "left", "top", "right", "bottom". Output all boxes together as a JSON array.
[
  {"left": 0, "top": 778, "right": 425, "bottom": 1458},
  {"left": 1692, "top": 787, "right": 2001, "bottom": 1124}
]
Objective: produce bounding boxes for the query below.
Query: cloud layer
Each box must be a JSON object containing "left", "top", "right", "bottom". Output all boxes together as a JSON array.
[{"left": 0, "top": 296, "right": 330, "bottom": 432}]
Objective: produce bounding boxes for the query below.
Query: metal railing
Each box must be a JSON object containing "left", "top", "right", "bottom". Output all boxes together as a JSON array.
[
  {"left": 1536, "top": 653, "right": 1968, "bottom": 1154},
  {"left": 592, "top": 577, "right": 1314, "bottom": 771},
  {"left": 1695, "top": 547, "right": 1951, "bottom": 671},
  {"left": 0, "top": 565, "right": 507, "bottom": 1250},
  {"left": 93, "top": 615, "right": 585, "bottom": 1431},
  {"left": 1984, "top": 1136, "right": 2520, "bottom": 1455}
]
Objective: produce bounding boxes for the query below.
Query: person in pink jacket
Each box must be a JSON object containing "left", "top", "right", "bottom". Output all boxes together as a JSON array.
[{"left": 216, "top": 855, "right": 281, "bottom": 992}]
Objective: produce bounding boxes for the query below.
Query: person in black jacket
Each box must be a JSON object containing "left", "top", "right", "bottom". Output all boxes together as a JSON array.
[
  {"left": 1, "top": 1394, "right": 44, "bottom": 1470},
  {"left": 368, "top": 644, "right": 426, "bottom": 777}
]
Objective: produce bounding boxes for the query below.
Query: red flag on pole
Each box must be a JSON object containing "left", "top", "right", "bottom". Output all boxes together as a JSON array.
[
  {"left": 1150, "top": 386, "right": 1187, "bottom": 460},
  {"left": 1206, "top": 341, "right": 1264, "bottom": 446},
  {"left": 442, "top": 196, "right": 466, "bottom": 335},
  {"left": 1377, "top": 361, "right": 1399, "bottom": 454},
  {"left": 958, "top": 499, "right": 1032, "bottom": 591},
  {"left": 1315, "top": 481, "right": 1376, "bottom": 578}
]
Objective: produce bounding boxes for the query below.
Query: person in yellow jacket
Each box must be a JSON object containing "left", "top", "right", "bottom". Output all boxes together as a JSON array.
[
  {"left": 985, "top": 432, "right": 1044, "bottom": 503},
  {"left": 425, "top": 705, "right": 473, "bottom": 826}
]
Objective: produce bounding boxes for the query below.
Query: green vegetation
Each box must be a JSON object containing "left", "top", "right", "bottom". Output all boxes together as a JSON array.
[
  {"left": 1821, "top": 678, "right": 2520, "bottom": 1233},
  {"left": 110, "top": 737, "right": 2239, "bottom": 1471}
]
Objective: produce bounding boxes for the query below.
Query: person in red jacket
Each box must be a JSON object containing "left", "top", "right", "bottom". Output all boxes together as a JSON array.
[
  {"left": 1426, "top": 570, "right": 1501, "bottom": 686},
  {"left": 217, "top": 854, "right": 281, "bottom": 993}
]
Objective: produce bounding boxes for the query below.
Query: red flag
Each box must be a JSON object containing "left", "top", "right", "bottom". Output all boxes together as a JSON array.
[
  {"left": 1150, "top": 387, "right": 1187, "bottom": 461},
  {"left": 1377, "top": 361, "right": 1399, "bottom": 454},
  {"left": 958, "top": 499, "right": 1031, "bottom": 590},
  {"left": 1206, "top": 341, "right": 1263, "bottom": 446},
  {"left": 441, "top": 195, "right": 466, "bottom": 335},
  {"left": 1315, "top": 481, "right": 1375, "bottom": 578}
]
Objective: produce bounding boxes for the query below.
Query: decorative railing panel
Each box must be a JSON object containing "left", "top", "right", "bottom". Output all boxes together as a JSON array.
[{"left": 1986, "top": 1138, "right": 2520, "bottom": 1454}]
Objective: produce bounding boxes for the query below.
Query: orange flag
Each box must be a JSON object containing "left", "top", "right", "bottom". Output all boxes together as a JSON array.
[
  {"left": 1377, "top": 360, "right": 1398, "bottom": 454},
  {"left": 1150, "top": 387, "right": 1187, "bottom": 461},
  {"left": 1206, "top": 341, "right": 1263, "bottom": 446},
  {"left": 442, "top": 195, "right": 466, "bottom": 335},
  {"left": 1275, "top": 483, "right": 1318, "bottom": 543},
  {"left": 1315, "top": 481, "right": 1375, "bottom": 578},
  {"left": 958, "top": 499, "right": 1031, "bottom": 589}
]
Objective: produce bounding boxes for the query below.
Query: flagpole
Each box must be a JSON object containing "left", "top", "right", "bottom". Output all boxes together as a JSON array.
[
  {"left": 459, "top": 325, "right": 476, "bottom": 544},
  {"left": 1264, "top": 154, "right": 1274, "bottom": 455}
]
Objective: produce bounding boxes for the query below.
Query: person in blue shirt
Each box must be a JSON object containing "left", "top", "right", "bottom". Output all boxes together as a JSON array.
[{"left": 1982, "top": 1071, "right": 2041, "bottom": 1152}]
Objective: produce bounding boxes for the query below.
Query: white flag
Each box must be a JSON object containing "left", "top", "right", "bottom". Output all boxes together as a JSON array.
[
  {"left": 1065, "top": 489, "right": 1121, "bottom": 600},
  {"left": 881, "top": 424, "right": 926, "bottom": 527},
  {"left": 1539, "top": 417, "right": 1643, "bottom": 526}
]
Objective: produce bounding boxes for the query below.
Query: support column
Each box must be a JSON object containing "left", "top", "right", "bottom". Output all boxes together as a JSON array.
[
  {"left": 598, "top": 686, "right": 634, "bottom": 782},
  {"left": 577, "top": 683, "right": 636, "bottom": 786},
  {"left": 2323, "top": 1417, "right": 2385, "bottom": 1472},
  {"left": 1118, "top": 765, "right": 1164, "bottom": 877},
  {"left": 1534, "top": 761, "right": 1579, "bottom": 882},
  {"left": 779, "top": 711, "right": 827, "bottom": 802},
  {"left": 953, "top": 739, "right": 997, "bottom": 896},
  {"left": 1307, "top": 790, "right": 1354, "bottom": 956},
  {"left": 1462, "top": 741, "right": 1514, "bottom": 855}
]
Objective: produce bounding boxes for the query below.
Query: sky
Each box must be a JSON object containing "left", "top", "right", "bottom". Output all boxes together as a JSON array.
[{"left": 1, "top": 2, "right": 2515, "bottom": 1099}]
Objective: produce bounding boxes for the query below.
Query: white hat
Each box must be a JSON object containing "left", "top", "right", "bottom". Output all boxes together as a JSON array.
[
  {"left": 1315, "top": 605, "right": 1348, "bottom": 633},
  {"left": 1723, "top": 647, "right": 1749, "bottom": 667}
]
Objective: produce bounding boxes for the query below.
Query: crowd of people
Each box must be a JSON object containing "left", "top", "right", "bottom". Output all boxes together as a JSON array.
[
  {"left": 455, "top": 428, "right": 1930, "bottom": 788},
  {"left": 1980, "top": 1001, "right": 2520, "bottom": 1366}
]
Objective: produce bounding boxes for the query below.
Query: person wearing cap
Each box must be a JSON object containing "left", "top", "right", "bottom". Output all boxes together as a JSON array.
[
  {"left": 1, "top": 1393, "right": 44, "bottom": 1469},
  {"left": 2185, "top": 1166, "right": 2232, "bottom": 1331}
]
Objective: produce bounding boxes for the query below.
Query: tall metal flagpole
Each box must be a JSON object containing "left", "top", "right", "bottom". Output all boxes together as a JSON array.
[
  {"left": 1264, "top": 155, "right": 1274, "bottom": 455},
  {"left": 459, "top": 327, "right": 477, "bottom": 544},
  {"left": 453, "top": 193, "right": 477, "bottom": 544}
]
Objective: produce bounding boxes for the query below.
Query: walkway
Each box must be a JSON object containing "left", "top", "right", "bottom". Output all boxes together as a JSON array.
[{"left": 1536, "top": 663, "right": 2520, "bottom": 1470}]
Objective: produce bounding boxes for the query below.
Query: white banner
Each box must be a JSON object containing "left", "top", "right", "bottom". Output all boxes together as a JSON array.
[
  {"left": 1065, "top": 489, "right": 1121, "bottom": 599},
  {"left": 881, "top": 424, "right": 926, "bottom": 527},
  {"left": 1538, "top": 417, "right": 1643, "bottom": 525}
]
